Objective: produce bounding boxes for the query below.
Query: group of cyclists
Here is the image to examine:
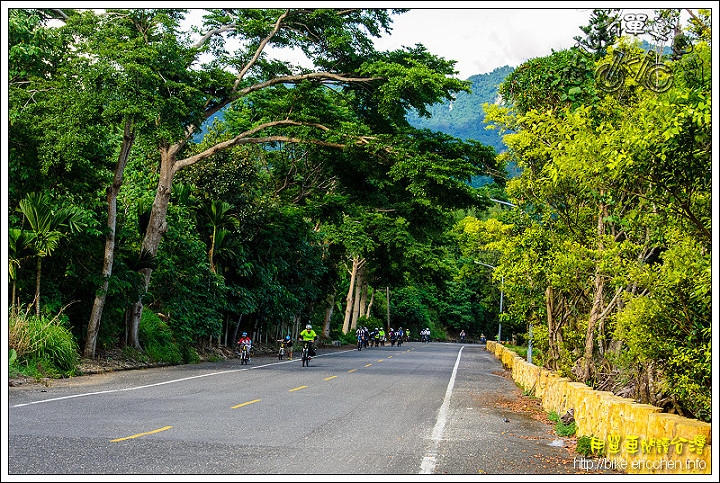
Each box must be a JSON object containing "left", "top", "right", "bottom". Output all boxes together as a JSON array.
[
  {"left": 237, "top": 324, "right": 318, "bottom": 363},
  {"left": 237, "top": 323, "right": 433, "bottom": 362},
  {"left": 355, "top": 326, "right": 409, "bottom": 350}
]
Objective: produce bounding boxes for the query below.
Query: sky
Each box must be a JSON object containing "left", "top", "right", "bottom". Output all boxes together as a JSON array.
[
  {"left": 6, "top": 3, "right": 707, "bottom": 79},
  {"left": 357, "top": 4, "right": 703, "bottom": 79},
  {"left": 242, "top": 5, "right": 595, "bottom": 79},
  {"left": 179, "top": 3, "right": 704, "bottom": 79},
  {"left": 371, "top": 7, "right": 594, "bottom": 78}
]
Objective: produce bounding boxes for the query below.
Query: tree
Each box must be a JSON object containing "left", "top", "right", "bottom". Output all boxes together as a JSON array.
[
  {"left": 16, "top": 192, "right": 85, "bottom": 317},
  {"left": 573, "top": 8, "right": 621, "bottom": 60},
  {"left": 8, "top": 228, "right": 33, "bottom": 316},
  {"left": 84, "top": 8, "right": 473, "bottom": 349},
  {"left": 482, "top": 10, "right": 711, "bottom": 419}
]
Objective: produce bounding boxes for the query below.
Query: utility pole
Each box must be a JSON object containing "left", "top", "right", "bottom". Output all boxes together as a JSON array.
[
  {"left": 488, "top": 197, "right": 533, "bottom": 359},
  {"left": 386, "top": 286, "right": 390, "bottom": 331},
  {"left": 499, "top": 275, "right": 504, "bottom": 344}
]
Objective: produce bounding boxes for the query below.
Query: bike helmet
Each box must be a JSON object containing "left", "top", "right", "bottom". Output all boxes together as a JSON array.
[
  {"left": 242, "top": 332, "right": 247, "bottom": 336},
  {"left": 285, "top": 334, "right": 291, "bottom": 340},
  {"left": 306, "top": 324, "right": 312, "bottom": 329}
]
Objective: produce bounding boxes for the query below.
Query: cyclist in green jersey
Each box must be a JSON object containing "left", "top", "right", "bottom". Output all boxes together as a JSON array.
[{"left": 298, "top": 324, "right": 317, "bottom": 358}]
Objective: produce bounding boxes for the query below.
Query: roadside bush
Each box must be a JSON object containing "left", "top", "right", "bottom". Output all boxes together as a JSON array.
[
  {"left": 576, "top": 435, "right": 602, "bottom": 457},
  {"left": 8, "top": 349, "right": 21, "bottom": 378},
  {"left": 139, "top": 310, "right": 183, "bottom": 364},
  {"left": 8, "top": 305, "right": 80, "bottom": 378}
]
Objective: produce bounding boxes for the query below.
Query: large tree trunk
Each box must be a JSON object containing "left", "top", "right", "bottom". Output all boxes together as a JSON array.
[
  {"left": 358, "top": 280, "right": 368, "bottom": 319},
  {"left": 342, "top": 256, "right": 364, "bottom": 334},
  {"left": 34, "top": 257, "right": 42, "bottom": 317},
  {"left": 350, "top": 264, "right": 365, "bottom": 330},
  {"left": 545, "top": 285, "right": 561, "bottom": 372},
  {"left": 128, "top": 144, "right": 177, "bottom": 350},
  {"left": 323, "top": 293, "right": 334, "bottom": 337},
  {"left": 364, "top": 288, "right": 375, "bottom": 318},
  {"left": 581, "top": 203, "right": 606, "bottom": 383},
  {"left": 84, "top": 121, "right": 135, "bottom": 359}
]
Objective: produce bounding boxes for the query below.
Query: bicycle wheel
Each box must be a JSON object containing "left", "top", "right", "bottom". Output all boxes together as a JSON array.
[
  {"left": 278, "top": 346, "right": 285, "bottom": 360},
  {"left": 302, "top": 346, "right": 309, "bottom": 367}
]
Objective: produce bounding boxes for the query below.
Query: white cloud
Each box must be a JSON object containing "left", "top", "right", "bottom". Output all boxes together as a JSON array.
[{"left": 373, "top": 8, "right": 594, "bottom": 78}]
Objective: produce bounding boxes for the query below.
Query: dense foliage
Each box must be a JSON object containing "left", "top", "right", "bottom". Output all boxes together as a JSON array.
[
  {"left": 8, "top": 7, "right": 503, "bottom": 373},
  {"left": 475, "top": 9, "right": 712, "bottom": 421}
]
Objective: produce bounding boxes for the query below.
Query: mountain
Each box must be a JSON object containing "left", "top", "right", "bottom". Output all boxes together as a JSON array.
[{"left": 406, "top": 65, "right": 514, "bottom": 153}]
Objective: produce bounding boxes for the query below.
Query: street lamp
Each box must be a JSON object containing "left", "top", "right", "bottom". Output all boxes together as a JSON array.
[
  {"left": 490, "top": 198, "right": 517, "bottom": 209},
  {"left": 475, "top": 261, "right": 503, "bottom": 344},
  {"left": 488, "top": 198, "right": 534, "bottom": 365}
]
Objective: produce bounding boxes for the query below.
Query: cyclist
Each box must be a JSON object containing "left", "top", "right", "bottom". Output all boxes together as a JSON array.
[
  {"left": 298, "top": 324, "right": 317, "bottom": 359},
  {"left": 355, "top": 326, "right": 364, "bottom": 351},
  {"left": 277, "top": 334, "right": 293, "bottom": 360},
  {"left": 237, "top": 332, "right": 252, "bottom": 360},
  {"left": 372, "top": 328, "right": 380, "bottom": 347}
]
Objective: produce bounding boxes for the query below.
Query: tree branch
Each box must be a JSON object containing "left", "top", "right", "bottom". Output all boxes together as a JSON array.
[
  {"left": 173, "top": 120, "right": 345, "bottom": 173},
  {"left": 233, "top": 10, "right": 291, "bottom": 92}
]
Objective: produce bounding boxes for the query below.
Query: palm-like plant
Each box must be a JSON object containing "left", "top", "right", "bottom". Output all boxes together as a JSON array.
[
  {"left": 198, "top": 199, "right": 239, "bottom": 274},
  {"left": 8, "top": 228, "right": 33, "bottom": 316},
  {"left": 17, "top": 192, "right": 85, "bottom": 316}
]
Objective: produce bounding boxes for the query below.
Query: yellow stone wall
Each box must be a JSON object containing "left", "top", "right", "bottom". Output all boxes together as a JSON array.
[{"left": 485, "top": 341, "right": 711, "bottom": 474}]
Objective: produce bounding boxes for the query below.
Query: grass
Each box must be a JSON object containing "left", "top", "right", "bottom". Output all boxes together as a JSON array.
[{"left": 548, "top": 410, "right": 577, "bottom": 437}]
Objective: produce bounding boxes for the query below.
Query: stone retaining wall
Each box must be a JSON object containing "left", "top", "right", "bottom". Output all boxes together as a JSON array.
[{"left": 486, "top": 341, "right": 711, "bottom": 474}]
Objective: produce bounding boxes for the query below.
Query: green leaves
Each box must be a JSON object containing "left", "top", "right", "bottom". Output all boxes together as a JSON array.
[{"left": 17, "top": 192, "right": 86, "bottom": 258}]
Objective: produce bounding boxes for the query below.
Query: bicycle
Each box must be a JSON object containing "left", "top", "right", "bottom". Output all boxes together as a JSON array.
[
  {"left": 239, "top": 344, "right": 251, "bottom": 365},
  {"left": 301, "top": 340, "right": 313, "bottom": 367},
  {"left": 278, "top": 339, "right": 292, "bottom": 360}
]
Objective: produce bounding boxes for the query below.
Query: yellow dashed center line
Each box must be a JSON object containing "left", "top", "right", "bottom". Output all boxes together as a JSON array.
[
  {"left": 110, "top": 426, "right": 172, "bottom": 442},
  {"left": 232, "top": 398, "right": 262, "bottom": 409},
  {"left": 106, "top": 350, "right": 414, "bottom": 445}
]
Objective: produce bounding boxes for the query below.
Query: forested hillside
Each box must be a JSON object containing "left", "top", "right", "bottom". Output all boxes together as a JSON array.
[{"left": 407, "top": 65, "right": 513, "bottom": 153}]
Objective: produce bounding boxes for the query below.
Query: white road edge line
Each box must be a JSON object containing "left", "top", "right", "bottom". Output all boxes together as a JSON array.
[
  {"left": 10, "top": 349, "right": 357, "bottom": 408},
  {"left": 419, "top": 346, "right": 463, "bottom": 474}
]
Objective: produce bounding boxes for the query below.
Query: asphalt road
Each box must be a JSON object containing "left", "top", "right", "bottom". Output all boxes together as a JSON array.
[{"left": 6, "top": 342, "right": 619, "bottom": 478}]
